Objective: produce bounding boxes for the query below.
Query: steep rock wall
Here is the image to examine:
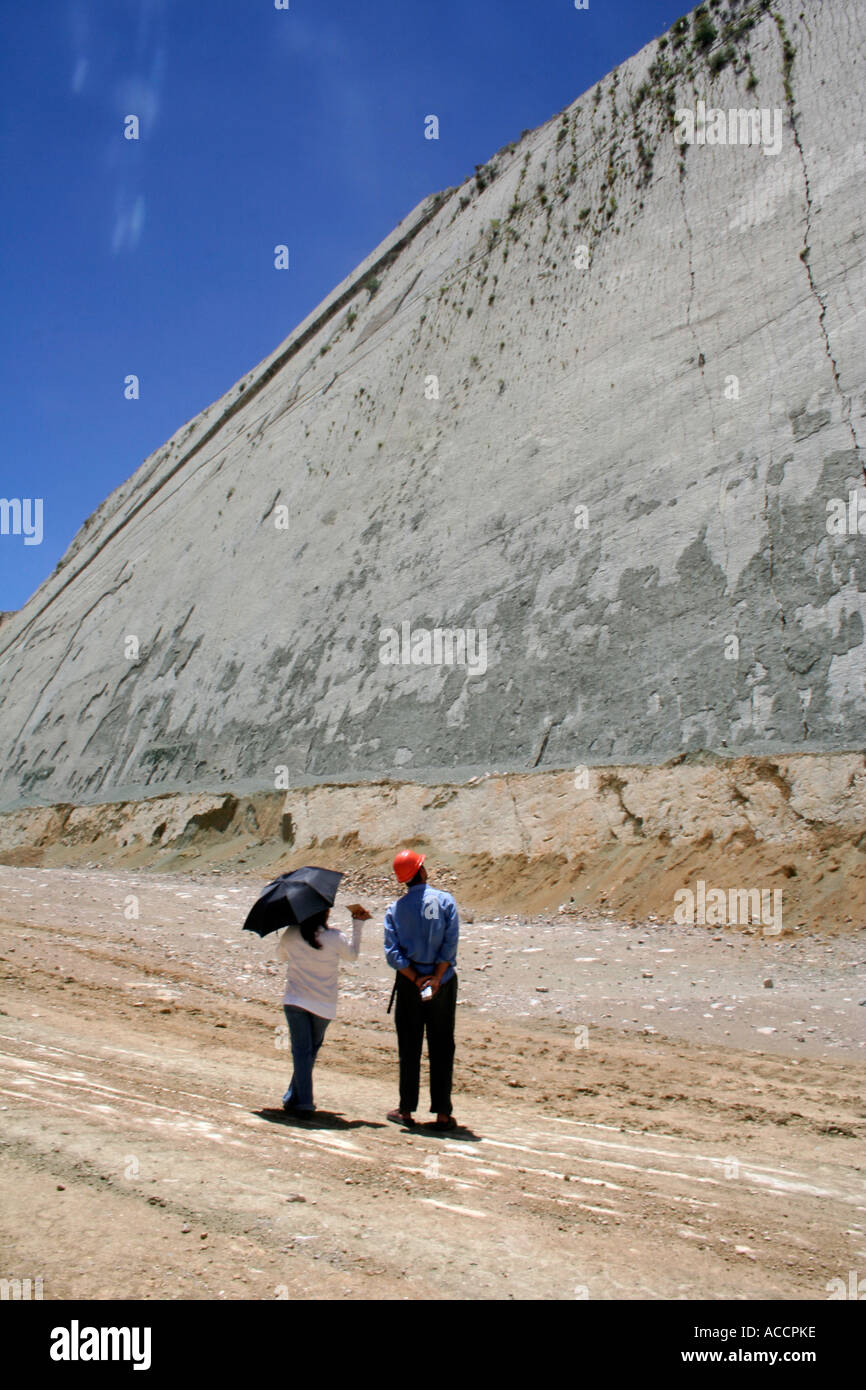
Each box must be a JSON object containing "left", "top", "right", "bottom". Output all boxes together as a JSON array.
[{"left": 0, "top": 0, "right": 863, "bottom": 809}]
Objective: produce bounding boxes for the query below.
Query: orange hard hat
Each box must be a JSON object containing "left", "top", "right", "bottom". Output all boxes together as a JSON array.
[{"left": 393, "top": 849, "right": 426, "bottom": 883}]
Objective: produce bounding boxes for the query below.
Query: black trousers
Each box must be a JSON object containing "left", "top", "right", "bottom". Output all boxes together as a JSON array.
[{"left": 394, "top": 971, "right": 457, "bottom": 1115}]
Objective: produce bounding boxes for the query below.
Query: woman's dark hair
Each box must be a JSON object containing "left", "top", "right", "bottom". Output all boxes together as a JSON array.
[{"left": 298, "top": 909, "right": 329, "bottom": 949}]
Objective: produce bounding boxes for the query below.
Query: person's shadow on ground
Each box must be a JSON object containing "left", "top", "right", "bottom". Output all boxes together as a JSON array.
[
  {"left": 415, "top": 1120, "right": 481, "bottom": 1143},
  {"left": 255, "top": 1107, "right": 386, "bottom": 1132},
  {"left": 255, "top": 1108, "right": 480, "bottom": 1138},
  {"left": 382, "top": 1116, "right": 481, "bottom": 1141}
]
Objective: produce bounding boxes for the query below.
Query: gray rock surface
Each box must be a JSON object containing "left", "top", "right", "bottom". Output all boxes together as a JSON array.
[{"left": 0, "top": 0, "right": 863, "bottom": 810}]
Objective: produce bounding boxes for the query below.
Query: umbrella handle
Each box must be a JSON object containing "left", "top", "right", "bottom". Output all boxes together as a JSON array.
[{"left": 387, "top": 976, "right": 397, "bottom": 1015}]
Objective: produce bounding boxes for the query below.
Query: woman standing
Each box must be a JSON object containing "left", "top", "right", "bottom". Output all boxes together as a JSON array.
[{"left": 276, "top": 901, "right": 371, "bottom": 1114}]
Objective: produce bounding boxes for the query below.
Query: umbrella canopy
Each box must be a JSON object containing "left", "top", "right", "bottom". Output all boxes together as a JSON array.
[{"left": 242, "top": 866, "right": 344, "bottom": 938}]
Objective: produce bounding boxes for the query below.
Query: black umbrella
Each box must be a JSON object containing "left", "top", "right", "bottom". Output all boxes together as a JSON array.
[{"left": 242, "top": 866, "right": 344, "bottom": 938}]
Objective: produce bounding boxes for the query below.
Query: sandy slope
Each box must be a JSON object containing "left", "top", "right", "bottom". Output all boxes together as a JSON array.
[{"left": 0, "top": 866, "right": 864, "bottom": 1301}]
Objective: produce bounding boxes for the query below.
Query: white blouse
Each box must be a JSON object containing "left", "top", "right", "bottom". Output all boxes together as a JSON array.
[{"left": 276, "top": 918, "right": 362, "bottom": 1019}]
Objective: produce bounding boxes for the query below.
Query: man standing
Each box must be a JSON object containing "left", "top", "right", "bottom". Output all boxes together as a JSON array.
[{"left": 384, "top": 850, "right": 459, "bottom": 1130}]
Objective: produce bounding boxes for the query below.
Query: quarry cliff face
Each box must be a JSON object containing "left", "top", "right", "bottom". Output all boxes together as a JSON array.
[{"left": 0, "top": 0, "right": 863, "bottom": 811}]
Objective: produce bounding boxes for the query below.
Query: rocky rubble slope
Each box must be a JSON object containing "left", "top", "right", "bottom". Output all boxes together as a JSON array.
[{"left": 1, "top": 752, "right": 862, "bottom": 931}]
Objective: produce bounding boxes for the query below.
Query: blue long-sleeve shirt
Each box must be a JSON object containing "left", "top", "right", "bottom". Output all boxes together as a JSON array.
[{"left": 384, "top": 883, "right": 459, "bottom": 983}]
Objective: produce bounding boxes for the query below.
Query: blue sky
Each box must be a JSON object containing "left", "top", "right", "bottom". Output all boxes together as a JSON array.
[{"left": 1, "top": 0, "right": 681, "bottom": 611}]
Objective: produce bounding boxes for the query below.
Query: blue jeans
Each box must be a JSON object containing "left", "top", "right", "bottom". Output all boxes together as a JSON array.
[{"left": 283, "top": 1005, "right": 330, "bottom": 1112}]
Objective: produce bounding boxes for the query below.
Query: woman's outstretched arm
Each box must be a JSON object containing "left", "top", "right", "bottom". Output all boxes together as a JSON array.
[{"left": 336, "top": 904, "right": 370, "bottom": 959}]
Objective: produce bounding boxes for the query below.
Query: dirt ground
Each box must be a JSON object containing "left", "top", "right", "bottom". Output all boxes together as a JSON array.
[{"left": 0, "top": 864, "right": 864, "bottom": 1301}]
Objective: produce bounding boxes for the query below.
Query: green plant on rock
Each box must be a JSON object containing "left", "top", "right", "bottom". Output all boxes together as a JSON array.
[
  {"left": 694, "top": 10, "right": 717, "bottom": 51},
  {"left": 773, "top": 12, "right": 796, "bottom": 105},
  {"left": 726, "top": 12, "right": 756, "bottom": 42},
  {"left": 636, "top": 132, "right": 654, "bottom": 185},
  {"left": 648, "top": 53, "right": 674, "bottom": 85},
  {"left": 631, "top": 81, "right": 650, "bottom": 113},
  {"left": 709, "top": 44, "right": 734, "bottom": 73}
]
